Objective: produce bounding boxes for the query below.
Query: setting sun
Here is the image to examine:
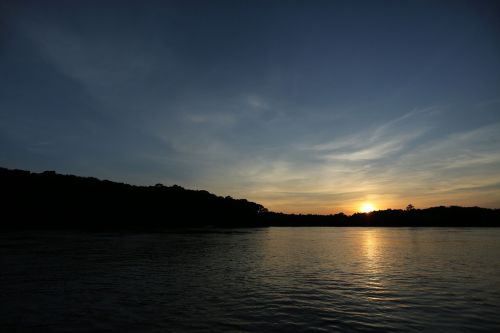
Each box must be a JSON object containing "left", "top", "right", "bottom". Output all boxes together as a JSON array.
[{"left": 360, "top": 203, "right": 376, "bottom": 213}]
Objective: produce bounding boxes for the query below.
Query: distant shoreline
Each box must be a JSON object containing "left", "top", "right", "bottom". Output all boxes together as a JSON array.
[{"left": 2, "top": 167, "right": 499, "bottom": 229}]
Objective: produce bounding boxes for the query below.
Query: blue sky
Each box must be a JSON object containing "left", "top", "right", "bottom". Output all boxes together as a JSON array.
[{"left": 1, "top": 0, "right": 500, "bottom": 213}]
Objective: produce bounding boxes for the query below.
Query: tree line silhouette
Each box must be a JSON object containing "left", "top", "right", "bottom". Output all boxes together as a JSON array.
[
  {"left": 1, "top": 167, "right": 499, "bottom": 230},
  {"left": 1, "top": 167, "right": 267, "bottom": 230}
]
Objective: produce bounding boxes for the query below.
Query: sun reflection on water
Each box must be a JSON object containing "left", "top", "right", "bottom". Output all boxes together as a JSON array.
[
  {"left": 363, "top": 230, "right": 379, "bottom": 262},
  {"left": 360, "top": 229, "right": 389, "bottom": 300}
]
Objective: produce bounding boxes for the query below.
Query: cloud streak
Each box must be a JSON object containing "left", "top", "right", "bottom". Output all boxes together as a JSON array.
[
  {"left": 219, "top": 112, "right": 500, "bottom": 214},
  {"left": 2, "top": 1, "right": 499, "bottom": 214}
]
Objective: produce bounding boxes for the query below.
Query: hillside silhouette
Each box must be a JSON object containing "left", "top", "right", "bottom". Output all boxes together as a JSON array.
[
  {"left": 1, "top": 167, "right": 499, "bottom": 229},
  {"left": 1, "top": 167, "right": 268, "bottom": 230}
]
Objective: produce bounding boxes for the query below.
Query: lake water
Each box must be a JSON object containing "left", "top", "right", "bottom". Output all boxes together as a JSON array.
[{"left": 1, "top": 228, "right": 500, "bottom": 332}]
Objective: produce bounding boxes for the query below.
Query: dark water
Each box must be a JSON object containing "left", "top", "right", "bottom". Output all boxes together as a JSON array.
[{"left": 1, "top": 228, "right": 500, "bottom": 332}]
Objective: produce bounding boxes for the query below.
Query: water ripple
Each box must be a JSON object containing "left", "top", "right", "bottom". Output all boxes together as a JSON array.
[{"left": 1, "top": 228, "right": 500, "bottom": 332}]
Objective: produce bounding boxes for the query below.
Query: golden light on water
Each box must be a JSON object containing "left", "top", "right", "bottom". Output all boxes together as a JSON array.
[{"left": 360, "top": 202, "right": 376, "bottom": 213}]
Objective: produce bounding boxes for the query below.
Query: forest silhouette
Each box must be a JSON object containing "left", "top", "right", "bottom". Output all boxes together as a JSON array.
[{"left": 1, "top": 167, "right": 499, "bottom": 230}]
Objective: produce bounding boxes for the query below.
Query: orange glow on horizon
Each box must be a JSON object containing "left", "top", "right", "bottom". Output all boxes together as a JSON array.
[{"left": 360, "top": 202, "right": 376, "bottom": 213}]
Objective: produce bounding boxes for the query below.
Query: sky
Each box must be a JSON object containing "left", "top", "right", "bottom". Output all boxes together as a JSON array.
[{"left": 1, "top": 0, "right": 500, "bottom": 214}]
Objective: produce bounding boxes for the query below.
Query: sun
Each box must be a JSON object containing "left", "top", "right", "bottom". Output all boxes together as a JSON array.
[{"left": 360, "top": 203, "right": 376, "bottom": 213}]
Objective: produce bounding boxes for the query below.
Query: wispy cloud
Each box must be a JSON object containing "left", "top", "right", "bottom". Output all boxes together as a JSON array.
[
  {"left": 217, "top": 111, "right": 500, "bottom": 213},
  {"left": 320, "top": 132, "right": 421, "bottom": 161},
  {"left": 186, "top": 113, "right": 236, "bottom": 126},
  {"left": 5, "top": 5, "right": 499, "bottom": 214},
  {"left": 305, "top": 108, "right": 434, "bottom": 162},
  {"left": 18, "top": 18, "right": 169, "bottom": 116},
  {"left": 246, "top": 94, "right": 270, "bottom": 111}
]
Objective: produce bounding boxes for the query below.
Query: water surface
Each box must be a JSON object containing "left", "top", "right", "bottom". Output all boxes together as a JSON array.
[{"left": 1, "top": 228, "right": 500, "bottom": 332}]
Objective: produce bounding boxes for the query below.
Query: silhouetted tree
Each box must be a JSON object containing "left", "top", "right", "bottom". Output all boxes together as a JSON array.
[
  {"left": 0, "top": 167, "right": 269, "bottom": 229},
  {"left": 1, "top": 167, "right": 499, "bottom": 230}
]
